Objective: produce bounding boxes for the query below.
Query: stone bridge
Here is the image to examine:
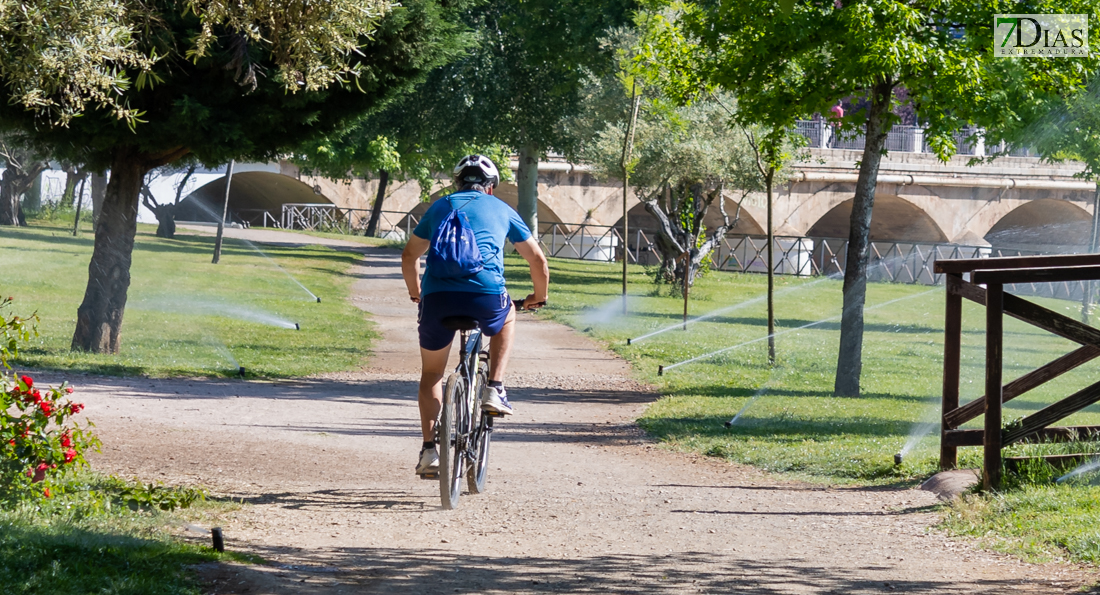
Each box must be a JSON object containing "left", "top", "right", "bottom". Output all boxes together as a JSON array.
[{"left": 171, "top": 149, "right": 1096, "bottom": 250}]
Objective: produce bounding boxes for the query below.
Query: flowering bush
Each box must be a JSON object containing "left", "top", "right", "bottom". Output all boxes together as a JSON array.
[{"left": 0, "top": 297, "right": 98, "bottom": 502}]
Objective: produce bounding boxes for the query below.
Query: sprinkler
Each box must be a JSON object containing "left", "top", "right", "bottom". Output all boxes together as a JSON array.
[
  {"left": 657, "top": 365, "right": 664, "bottom": 376},
  {"left": 294, "top": 323, "right": 300, "bottom": 330},
  {"left": 894, "top": 453, "right": 903, "bottom": 466},
  {"left": 724, "top": 420, "right": 733, "bottom": 428},
  {"left": 316, "top": 297, "right": 322, "bottom": 303},
  {"left": 237, "top": 366, "right": 246, "bottom": 377},
  {"left": 627, "top": 338, "right": 632, "bottom": 345}
]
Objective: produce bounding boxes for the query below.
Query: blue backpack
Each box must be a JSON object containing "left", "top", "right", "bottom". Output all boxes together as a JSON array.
[{"left": 426, "top": 197, "right": 484, "bottom": 278}]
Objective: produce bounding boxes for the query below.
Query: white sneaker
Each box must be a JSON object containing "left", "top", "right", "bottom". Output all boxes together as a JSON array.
[
  {"left": 481, "top": 385, "right": 514, "bottom": 415},
  {"left": 416, "top": 446, "right": 439, "bottom": 475}
]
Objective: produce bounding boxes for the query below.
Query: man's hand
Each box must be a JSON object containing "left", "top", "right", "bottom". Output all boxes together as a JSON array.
[{"left": 519, "top": 294, "right": 546, "bottom": 310}]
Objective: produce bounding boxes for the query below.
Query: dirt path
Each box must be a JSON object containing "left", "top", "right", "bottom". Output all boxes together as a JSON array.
[{"left": 60, "top": 228, "right": 1096, "bottom": 593}]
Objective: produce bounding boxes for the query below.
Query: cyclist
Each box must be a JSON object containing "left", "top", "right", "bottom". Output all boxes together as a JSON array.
[{"left": 401, "top": 155, "right": 549, "bottom": 476}]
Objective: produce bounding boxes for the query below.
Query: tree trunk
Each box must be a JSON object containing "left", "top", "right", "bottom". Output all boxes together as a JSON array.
[
  {"left": 71, "top": 148, "right": 149, "bottom": 353},
  {"left": 364, "top": 169, "right": 389, "bottom": 237},
  {"left": 90, "top": 172, "right": 108, "bottom": 229},
  {"left": 516, "top": 143, "right": 540, "bottom": 233},
  {"left": 62, "top": 167, "right": 85, "bottom": 208},
  {"left": 0, "top": 173, "right": 21, "bottom": 226},
  {"left": 1082, "top": 183, "right": 1100, "bottom": 323},
  {"left": 23, "top": 173, "right": 42, "bottom": 213},
  {"left": 0, "top": 162, "right": 47, "bottom": 226},
  {"left": 834, "top": 80, "right": 894, "bottom": 397}
]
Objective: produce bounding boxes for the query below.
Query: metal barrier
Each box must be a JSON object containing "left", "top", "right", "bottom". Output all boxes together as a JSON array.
[{"left": 269, "top": 203, "right": 1083, "bottom": 299}]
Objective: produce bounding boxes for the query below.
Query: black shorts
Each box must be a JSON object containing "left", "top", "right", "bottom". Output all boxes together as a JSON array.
[{"left": 417, "top": 291, "right": 512, "bottom": 351}]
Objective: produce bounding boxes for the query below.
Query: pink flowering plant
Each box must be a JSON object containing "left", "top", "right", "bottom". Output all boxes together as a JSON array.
[{"left": 0, "top": 297, "right": 98, "bottom": 502}]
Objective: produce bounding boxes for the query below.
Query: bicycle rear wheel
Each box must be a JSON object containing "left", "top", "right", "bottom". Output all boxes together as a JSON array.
[
  {"left": 468, "top": 367, "right": 492, "bottom": 493},
  {"left": 438, "top": 373, "right": 465, "bottom": 510}
]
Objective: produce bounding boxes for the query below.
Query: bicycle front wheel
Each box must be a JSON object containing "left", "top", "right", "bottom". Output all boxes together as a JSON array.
[{"left": 438, "top": 373, "right": 465, "bottom": 510}]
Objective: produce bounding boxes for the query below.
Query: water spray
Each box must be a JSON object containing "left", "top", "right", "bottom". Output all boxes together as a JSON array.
[{"left": 658, "top": 287, "right": 942, "bottom": 374}]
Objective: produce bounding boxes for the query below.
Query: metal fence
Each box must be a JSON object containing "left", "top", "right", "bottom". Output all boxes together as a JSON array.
[{"left": 267, "top": 204, "right": 1084, "bottom": 300}]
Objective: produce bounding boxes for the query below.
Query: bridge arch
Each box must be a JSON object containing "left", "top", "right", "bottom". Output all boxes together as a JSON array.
[
  {"left": 178, "top": 171, "right": 335, "bottom": 222},
  {"left": 985, "top": 199, "right": 1093, "bottom": 251},
  {"left": 805, "top": 193, "right": 949, "bottom": 242}
]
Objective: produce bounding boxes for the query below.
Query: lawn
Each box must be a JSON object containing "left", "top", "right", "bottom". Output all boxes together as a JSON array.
[
  {"left": 0, "top": 222, "right": 376, "bottom": 377},
  {"left": 0, "top": 474, "right": 245, "bottom": 595}
]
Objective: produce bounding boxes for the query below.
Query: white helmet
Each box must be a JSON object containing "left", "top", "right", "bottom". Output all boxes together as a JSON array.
[{"left": 453, "top": 154, "right": 500, "bottom": 188}]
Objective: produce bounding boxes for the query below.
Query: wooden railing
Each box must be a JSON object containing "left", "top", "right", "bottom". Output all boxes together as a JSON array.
[{"left": 936, "top": 254, "right": 1100, "bottom": 490}]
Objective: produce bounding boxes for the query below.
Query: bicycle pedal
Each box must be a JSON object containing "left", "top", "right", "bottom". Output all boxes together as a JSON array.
[
  {"left": 485, "top": 411, "right": 503, "bottom": 417},
  {"left": 417, "top": 472, "right": 438, "bottom": 480}
]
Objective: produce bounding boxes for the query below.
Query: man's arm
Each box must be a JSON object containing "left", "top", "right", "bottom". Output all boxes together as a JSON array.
[
  {"left": 401, "top": 235, "right": 431, "bottom": 303},
  {"left": 513, "top": 237, "right": 549, "bottom": 307}
]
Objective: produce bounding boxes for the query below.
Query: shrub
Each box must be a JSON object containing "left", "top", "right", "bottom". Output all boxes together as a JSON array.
[{"left": 0, "top": 297, "right": 99, "bottom": 503}]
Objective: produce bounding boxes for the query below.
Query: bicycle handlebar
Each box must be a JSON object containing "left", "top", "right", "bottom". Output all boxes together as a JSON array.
[{"left": 513, "top": 298, "right": 547, "bottom": 311}]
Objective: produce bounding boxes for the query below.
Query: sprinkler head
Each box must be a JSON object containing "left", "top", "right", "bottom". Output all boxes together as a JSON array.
[
  {"left": 294, "top": 323, "right": 300, "bottom": 330},
  {"left": 894, "top": 453, "right": 903, "bottom": 466},
  {"left": 237, "top": 366, "right": 246, "bottom": 377},
  {"left": 724, "top": 420, "right": 733, "bottom": 428},
  {"left": 316, "top": 297, "right": 322, "bottom": 303},
  {"left": 657, "top": 365, "right": 664, "bottom": 376},
  {"left": 626, "top": 338, "right": 632, "bottom": 345}
]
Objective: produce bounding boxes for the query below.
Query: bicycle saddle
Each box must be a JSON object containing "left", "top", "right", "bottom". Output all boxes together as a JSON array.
[{"left": 441, "top": 316, "right": 479, "bottom": 331}]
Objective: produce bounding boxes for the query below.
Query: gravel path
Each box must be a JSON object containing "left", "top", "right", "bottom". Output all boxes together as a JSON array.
[{"left": 60, "top": 227, "right": 1097, "bottom": 593}]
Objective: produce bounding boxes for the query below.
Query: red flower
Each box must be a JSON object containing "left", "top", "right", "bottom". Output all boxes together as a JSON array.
[
  {"left": 63, "top": 449, "right": 76, "bottom": 464},
  {"left": 68, "top": 403, "right": 84, "bottom": 415},
  {"left": 42, "top": 488, "right": 51, "bottom": 498},
  {"left": 39, "top": 401, "right": 53, "bottom": 416},
  {"left": 60, "top": 433, "right": 71, "bottom": 448},
  {"left": 7, "top": 439, "right": 13, "bottom": 447},
  {"left": 65, "top": 387, "right": 73, "bottom": 394},
  {"left": 36, "top": 462, "right": 48, "bottom": 472},
  {"left": 20, "top": 375, "right": 32, "bottom": 388}
]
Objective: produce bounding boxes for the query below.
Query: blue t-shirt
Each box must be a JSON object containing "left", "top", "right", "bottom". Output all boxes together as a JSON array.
[{"left": 413, "top": 191, "right": 532, "bottom": 296}]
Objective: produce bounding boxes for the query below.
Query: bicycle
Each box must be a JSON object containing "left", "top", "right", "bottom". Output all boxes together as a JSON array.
[{"left": 425, "top": 298, "right": 544, "bottom": 510}]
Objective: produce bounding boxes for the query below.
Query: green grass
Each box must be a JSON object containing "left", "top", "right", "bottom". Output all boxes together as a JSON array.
[
  {"left": 944, "top": 482, "right": 1100, "bottom": 564},
  {"left": 0, "top": 473, "right": 244, "bottom": 595},
  {"left": 0, "top": 222, "right": 375, "bottom": 377},
  {"left": 505, "top": 255, "right": 1100, "bottom": 486}
]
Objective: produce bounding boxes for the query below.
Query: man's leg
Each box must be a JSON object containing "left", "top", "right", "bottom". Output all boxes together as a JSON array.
[
  {"left": 418, "top": 343, "right": 452, "bottom": 442},
  {"left": 488, "top": 305, "right": 516, "bottom": 382}
]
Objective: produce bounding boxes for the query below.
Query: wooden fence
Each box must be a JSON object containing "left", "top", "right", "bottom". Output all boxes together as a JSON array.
[{"left": 936, "top": 254, "right": 1100, "bottom": 490}]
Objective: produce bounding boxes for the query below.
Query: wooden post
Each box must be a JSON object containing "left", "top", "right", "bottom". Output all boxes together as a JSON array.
[
  {"left": 940, "top": 275, "right": 963, "bottom": 470},
  {"left": 212, "top": 160, "right": 235, "bottom": 265},
  {"left": 984, "top": 282, "right": 1004, "bottom": 491},
  {"left": 72, "top": 176, "right": 87, "bottom": 237}
]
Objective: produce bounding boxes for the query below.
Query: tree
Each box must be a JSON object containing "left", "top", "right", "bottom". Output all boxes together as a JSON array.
[
  {"left": 584, "top": 95, "right": 763, "bottom": 290},
  {"left": 670, "top": 0, "right": 1100, "bottom": 395},
  {"left": 383, "top": 0, "right": 635, "bottom": 233},
  {"left": 0, "top": 0, "right": 472, "bottom": 353},
  {"left": 0, "top": 139, "right": 47, "bottom": 226}
]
